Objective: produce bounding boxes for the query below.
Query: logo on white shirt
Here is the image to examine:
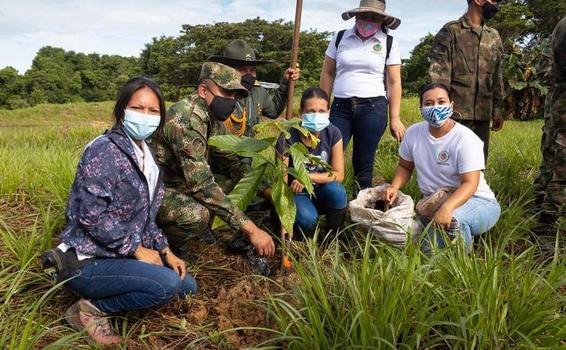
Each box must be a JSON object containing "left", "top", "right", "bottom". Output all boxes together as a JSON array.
[
  {"left": 372, "top": 43, "right": 382, "bottom": 53},
  {"left": 437, "top": 151, "right": 450, "bottom": 165}
]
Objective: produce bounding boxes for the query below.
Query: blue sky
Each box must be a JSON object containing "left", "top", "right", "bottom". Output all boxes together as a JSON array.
[{"left": 0, "top": 0, "right": 468, "bottom": 73}]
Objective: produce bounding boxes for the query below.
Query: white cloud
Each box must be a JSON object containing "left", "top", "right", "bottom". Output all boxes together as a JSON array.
[{"left": 0, "top": 0, "right": 468, "bottom": 73}]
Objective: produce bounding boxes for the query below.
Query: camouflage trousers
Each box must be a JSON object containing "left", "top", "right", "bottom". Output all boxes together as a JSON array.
[
  {"left": 156, "top": 187, "right": 212, "bottom": 251},
  {"left": 533, "top": 86, "right": 566, "bottom": 227},
  {"left": 156, "top": 175, "right": 241, "bottom": 251}
]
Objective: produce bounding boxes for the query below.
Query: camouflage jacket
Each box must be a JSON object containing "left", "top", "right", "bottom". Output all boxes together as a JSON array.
[
  {"left": 150, "top": 92, "right": 249, "bottom": 231},
  {"left": 227, "top": 79, "right": 288, "bottom": 137},
  {"left": 552, "top": 16, "right": 566, "bottom": 87},
  {"left": 429, "top": 15, "right": 504, "bottom": 121}
]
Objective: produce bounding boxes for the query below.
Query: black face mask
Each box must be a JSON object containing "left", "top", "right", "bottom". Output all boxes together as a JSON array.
[
  {"left": 207, "top": 93, "right": 236, "bottom": 122},
  {"left": 240, "top": 74, "right": 256, "bottom": 92},
  {"left": 482, "top": 2, "right": 499, "bottom": 20}
]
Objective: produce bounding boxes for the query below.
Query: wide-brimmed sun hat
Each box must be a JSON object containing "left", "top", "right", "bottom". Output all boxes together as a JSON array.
[
  {"left": 342, "top": 0, "right": 401, "bottom": 30},
  {"left": 208, "top": 39, "right": 274, "bottom": 67}
]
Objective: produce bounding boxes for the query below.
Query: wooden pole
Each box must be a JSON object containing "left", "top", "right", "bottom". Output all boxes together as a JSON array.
[
  {"left": 282, "top": 0, "right": 303, "bottom": 273},
  {"left": 285, "top": 0, "right": 303, "bottom": 120}
]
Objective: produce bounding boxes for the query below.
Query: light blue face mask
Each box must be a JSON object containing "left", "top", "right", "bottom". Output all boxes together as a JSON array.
[
  {"left": 301, "top": 112, "right": 330, "bottom": 132},
  {"left": 123, "top": 109, "right": 161, "bottom": 140},
  {"left": 420, "top": 104, "right": 453, "bottom": 128}
]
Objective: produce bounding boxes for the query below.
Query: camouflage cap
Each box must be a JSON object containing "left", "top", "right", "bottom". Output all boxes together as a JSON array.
[{"left": 199, "top": 62, "right": 249, "bottom": 97}]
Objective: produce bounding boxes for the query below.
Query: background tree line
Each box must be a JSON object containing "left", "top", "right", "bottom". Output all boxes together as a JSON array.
[{"left": 1, "top": 0, "right": 563, "bottom": 119}]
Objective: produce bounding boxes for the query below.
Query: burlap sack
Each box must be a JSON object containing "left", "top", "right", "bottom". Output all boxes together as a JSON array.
[{"left": 349, "top": 184, "right": 421, "bottom": 247}]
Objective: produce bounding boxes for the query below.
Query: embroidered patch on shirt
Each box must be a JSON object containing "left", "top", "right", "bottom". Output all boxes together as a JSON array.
[{"left": 437, "top": 150, "right": 450, "bottom": 165}]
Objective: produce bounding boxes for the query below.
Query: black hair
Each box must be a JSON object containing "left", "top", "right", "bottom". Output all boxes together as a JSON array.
[
  {"left": 113, "top": 76, "right": 166, "bottom": 134},
  {"left": 419, "top": 82, "right": 452, "bottom": 105},
  {"left": 300, "top": 87, "right": 329, "bottom": 111}
]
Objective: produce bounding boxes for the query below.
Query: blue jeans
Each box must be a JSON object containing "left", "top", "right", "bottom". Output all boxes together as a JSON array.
[
  {"left": 66, "top": 259, "right": 198, "bottom": 314},
  {"left": 422, "top": 196, "right": 501, "bottom": 252},
  {"left": 330, "top": 96, "right": 388, "bottom": 189},
  {"left": 295, "top": 181, "right": 348, "bottom": 232}
]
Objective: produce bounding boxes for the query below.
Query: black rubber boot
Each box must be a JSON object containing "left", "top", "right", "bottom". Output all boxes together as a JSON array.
[
  {"left": 161, "top": 225, "right": 197, "bottom": 261},
  {"left": 201, "top": 226, "right": 218, "bottom": 244},
  {"left": 324, "top": 208, "right": 347, "bottom": 243}
]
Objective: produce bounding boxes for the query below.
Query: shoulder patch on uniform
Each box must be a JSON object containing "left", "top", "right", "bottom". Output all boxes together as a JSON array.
[{"left": 189, "top": 137, "right": 207, "bottom": 157}]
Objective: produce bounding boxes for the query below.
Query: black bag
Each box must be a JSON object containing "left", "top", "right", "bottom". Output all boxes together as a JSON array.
[{"left": 40, "top": 248, "right": 94, "bottom": 283}]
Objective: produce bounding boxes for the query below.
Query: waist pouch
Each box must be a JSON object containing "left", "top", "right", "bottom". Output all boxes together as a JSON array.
[
  {"left": 415, "top": 187, "right": 456, "bottom": 220},
  {"left": 40, "top": 248, "right": 95, "bottom": 283}
]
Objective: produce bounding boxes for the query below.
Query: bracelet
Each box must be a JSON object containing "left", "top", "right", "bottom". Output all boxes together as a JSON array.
[{"left": 160, "top": 248, "right": 171, "bottom": 257}]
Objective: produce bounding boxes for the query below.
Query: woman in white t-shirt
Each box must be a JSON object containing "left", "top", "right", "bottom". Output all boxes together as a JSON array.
[
  {"left": 383, "top": 83, "right": 501, "bottom": 251},
  {"left": 320, "top": 0, "right": 406, "bottom": 189}
]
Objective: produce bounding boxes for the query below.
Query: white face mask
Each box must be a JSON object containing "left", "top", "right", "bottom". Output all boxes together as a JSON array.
[{"left": 122, "top": 109, "right": 160, "bottom": 140}]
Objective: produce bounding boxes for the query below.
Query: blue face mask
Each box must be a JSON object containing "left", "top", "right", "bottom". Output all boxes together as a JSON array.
[
  {"left": 122, "top": 109, "right": 161, "bottom": 140},
  {"left": 420, "top": 104, "right": 453, "bottom": 128},
  {"left": 301, "top": 112, "right": 330, "bottom": 132}
]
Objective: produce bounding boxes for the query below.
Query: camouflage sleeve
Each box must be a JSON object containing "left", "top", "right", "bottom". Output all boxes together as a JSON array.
[
  {"left": 262, "top": 79, "right": 288, "bottom": 119},
  {"left": 492, "top": 34, "right": 505, "bottom": 118},
  {"left": 168, "top": 112, "right": 249, "bottom": 231},
  {"left": 429, "top": 26, "right": 453, "bottom": 88}
]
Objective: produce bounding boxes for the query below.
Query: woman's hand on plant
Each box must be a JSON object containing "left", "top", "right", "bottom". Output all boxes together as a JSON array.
[
  {"left": 390, "top": 119, "right": 406, "bottom": 142},
  {"left": 383, "top": 185, "right": 398, "bottom": 204},
  {"left": 134, "top": 246, "right": 163, "bottom": 266},
  {"left": 290, "top": 179, "right": 305, "bottom": 193},
  {"left": 164, "top": 250, "right": 187, "bottom": 279},
  {"left": 433, "top": 206, "right": 453, "bottom": 229}
]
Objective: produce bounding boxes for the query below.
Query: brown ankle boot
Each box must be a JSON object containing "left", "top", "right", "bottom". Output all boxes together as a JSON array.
[{"left": 65, "top": 299, "right": 122, "bottom": 345}]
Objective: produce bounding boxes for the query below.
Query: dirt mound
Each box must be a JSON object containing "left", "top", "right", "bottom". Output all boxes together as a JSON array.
[{"left": 214, "top": 279, "right": 272, "bottom": 348}]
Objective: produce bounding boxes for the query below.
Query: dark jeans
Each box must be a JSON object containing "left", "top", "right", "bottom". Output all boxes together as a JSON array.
[
  {"left": 66, "top": 258, "right": 198, "bottom": 314},
  {"left": 330, "top": 96, "right": 388, "bottom": 189},
  {"left": 294, "top": 181, "right": 348, "bottom": 232},
  {"left": 456, "top": 120, "right": 490, "bottom": 161}
]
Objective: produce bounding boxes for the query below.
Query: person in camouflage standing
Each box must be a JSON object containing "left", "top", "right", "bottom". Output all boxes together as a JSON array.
[
  {"left": 534, "top": 15, "right": 566, "bottom": 233},
  {"left": 429, "top": 0, "right": 504, "bottom": 161},
  {"left": 150, "top": 62, "right": 276, "bottom": 271},
  {"left": 208, "top": 39, "right": 300, "bottom": 138},
  {"left": 207, "top": 39, "right": 300, "bottom": 194}
]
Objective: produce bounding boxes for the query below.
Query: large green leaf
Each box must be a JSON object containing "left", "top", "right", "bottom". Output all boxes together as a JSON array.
[
  {"left": 211, "top": 163, "right": 269, "bottom": 229},
  {"left": 271, "top": 176, "right": 296, "bottom": 237},
  {"left": 208, "top": 135, "right": 271, "bottom": 154},
  {"left": 228, "top": 163, "right": 268, "bottom": 210},
  {"left": 287, "top": 143, "right": 315, "bottom": 195}
]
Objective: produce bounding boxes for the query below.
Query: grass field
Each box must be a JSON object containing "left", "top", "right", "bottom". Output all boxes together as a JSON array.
[{"left": 0, "top": 99, "right": 564, "bottom": 349}]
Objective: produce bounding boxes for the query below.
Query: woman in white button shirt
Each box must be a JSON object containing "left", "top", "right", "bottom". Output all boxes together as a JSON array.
[{"left": 320, "top": 0, "right": 406, "bottom": 190}]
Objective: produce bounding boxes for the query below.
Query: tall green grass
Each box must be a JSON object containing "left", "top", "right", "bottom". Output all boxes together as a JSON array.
[
  {"left": 264, "top": 235, "right": 565, "bottom": 349},
  {"left": 0, "top": 100, "right": 564, "bottom": 349}
]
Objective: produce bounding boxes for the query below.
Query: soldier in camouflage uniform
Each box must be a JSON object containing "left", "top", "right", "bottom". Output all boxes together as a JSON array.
[
  {"left": 429, "top": 0, "right": 504, "bottom": 161},
  {"left": 208, "top": 39, "right": 300, "bottom": 138},
  {"left": 150, "top": 62, "right": 276, "bottom": 260},
  {"left": 534, "top": 15, "right": 566, "bottom": 232},
  {"left": 208, "top": 39, "right": 300, "bottom": 193}
]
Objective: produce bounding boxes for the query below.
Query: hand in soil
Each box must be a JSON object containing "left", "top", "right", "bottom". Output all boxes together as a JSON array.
[
  {"left": 382, "top": 185, "right": 398, "bottom": 205},
  {"left": 242, "top": 221, "right": 275, "bottom": 256},
  {"left": 134, "top": 246, "right": 163, "bottom": 266},
  {"left": 373, "top": 200, "right": 390, "bottom": 212}
]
